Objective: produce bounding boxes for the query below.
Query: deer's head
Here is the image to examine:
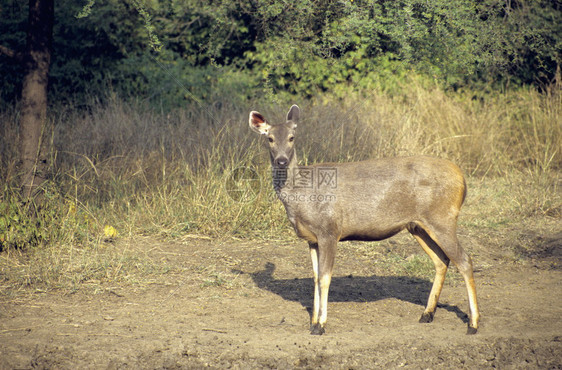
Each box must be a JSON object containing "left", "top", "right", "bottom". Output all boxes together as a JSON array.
[{"left": 249, "top": 105, "right": 300, "bottom": 169}]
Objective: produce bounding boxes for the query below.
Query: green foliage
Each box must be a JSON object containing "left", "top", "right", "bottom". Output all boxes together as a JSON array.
[
  {"left": 0, "top": 185, "right": 97, "bottom": 251},
  {"left": 153, "top": 0, "right": 253, "bottom": 66},
  {"left": 0, "top": 192, "right": 47, "bottom": 250},
  {"left": 50, "top": 0, "right": 152, "bottom": 101},
  {"left": 0, "top": 0, "right": 27, "bottom": 105},
  {"left": 247, "top": 0, "right": 561, "bottom": 96},
  {"left": 130, "top": 0, "right": 162, "bottom": 51},
  {"left": 115, "top": 50, "right": 259, "bottom": 108},
  {"left": 75, "top": 0, "right": 96, "bottom": 18},
  {"left": 2, "top": 0, "right": 560, "bottom": 106}
]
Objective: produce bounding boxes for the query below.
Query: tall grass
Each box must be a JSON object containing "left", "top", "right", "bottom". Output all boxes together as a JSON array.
[
  {"left": 2, "top": 85, "right": 561, "bottom": 241},
  {"left": 0, "top": 83, "right": 560, "bottom": 292}
]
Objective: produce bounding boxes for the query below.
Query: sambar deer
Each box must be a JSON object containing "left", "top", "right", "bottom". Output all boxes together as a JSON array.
[{"left": 249, "top": 105, "right": 479, "bottom": 335}]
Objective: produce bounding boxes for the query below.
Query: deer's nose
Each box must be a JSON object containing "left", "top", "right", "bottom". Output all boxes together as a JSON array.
[{"left": 274, "top": 157, "right": 289, "bottom": 168}]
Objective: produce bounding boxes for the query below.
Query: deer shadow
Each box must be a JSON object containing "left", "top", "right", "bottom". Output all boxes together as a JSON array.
[{"left": 237, "top": 262, "right": 469, "bottom": 324}]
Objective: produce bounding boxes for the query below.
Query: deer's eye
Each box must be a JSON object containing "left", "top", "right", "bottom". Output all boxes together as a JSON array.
[
  {"left": 268, "top": 137, "right": 274, "bottom": 143},
  {"left": 288, "top": 136, "right": 294, "bottom": 142}
]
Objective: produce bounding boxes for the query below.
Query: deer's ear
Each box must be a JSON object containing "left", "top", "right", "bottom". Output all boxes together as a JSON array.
[
  {"left": 286, "top": 104, "right": 300, "bottom": 126},
  {"left": 249, "top": 111, "right": 271, "bottom": 135}
]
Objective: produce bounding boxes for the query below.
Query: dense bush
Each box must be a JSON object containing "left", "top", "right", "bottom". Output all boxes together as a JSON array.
[{"left": 1, "top": 0, "right": 560, "bottom": 107}]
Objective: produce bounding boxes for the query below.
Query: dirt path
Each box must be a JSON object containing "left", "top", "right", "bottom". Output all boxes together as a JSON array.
[{"left": 1, "top": 235, "right": 561, "bottom": 369}]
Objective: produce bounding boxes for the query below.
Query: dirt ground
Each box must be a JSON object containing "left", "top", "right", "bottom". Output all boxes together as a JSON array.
[{"left": 1, "top": 227, "right": 561, "bottom": 369}]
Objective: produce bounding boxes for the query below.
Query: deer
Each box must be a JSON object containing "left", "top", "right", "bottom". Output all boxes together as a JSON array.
[{"left": 249, "top": 105, "right": 480, "bottom": 335}]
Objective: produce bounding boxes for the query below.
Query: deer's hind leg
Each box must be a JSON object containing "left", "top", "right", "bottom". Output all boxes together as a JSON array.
[
  {"left": 412, "top": 221, "right": 479, "bottom": 334},
  {"left": 409, "top": 224, "right": 450, "bottom": 324}
]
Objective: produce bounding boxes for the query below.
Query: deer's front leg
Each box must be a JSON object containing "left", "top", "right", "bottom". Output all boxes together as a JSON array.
[
  {"left": 309, "top": 238, "right": 336, "bottom": 335},
  {"left": 309, "top": 243, "right": 321, "bottom": 331}
]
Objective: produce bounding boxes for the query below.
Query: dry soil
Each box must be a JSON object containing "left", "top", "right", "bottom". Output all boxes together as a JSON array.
[{"left": 1, "top": 229, "right": 561, "bottom": 369}]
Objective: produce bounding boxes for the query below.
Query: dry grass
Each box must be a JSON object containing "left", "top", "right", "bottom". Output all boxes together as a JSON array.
[
  {"left": 0, "top": 83, "right": 560, "bottom": 293},
  {"left": 0, "top": 238, "right": 172, "bottom": 297}
]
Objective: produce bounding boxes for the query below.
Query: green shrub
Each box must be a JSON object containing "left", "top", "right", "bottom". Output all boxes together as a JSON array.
[{"left": 0, "top": 185, "right": 98, "bottom": 251}]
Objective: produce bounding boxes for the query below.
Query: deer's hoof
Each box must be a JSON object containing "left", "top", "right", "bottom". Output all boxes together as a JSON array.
[
  {"left": 310, "top": 324, "right": 325, "bottom": 335},
  {"left": 467, "top": 326, "right": 478, "bottom": 335},
  {"left": 419, "top": 312, "right": 434, "bottom": 323}
]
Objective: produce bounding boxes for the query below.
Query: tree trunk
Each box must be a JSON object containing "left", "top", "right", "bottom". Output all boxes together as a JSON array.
[{"left": 19, "top": 0, "right": 54, "bottom": 199}]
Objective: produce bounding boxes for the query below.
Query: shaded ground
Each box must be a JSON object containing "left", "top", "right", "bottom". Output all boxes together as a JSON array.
[{"left": 1, "top": 227, "right": 561, "bottom": 369}]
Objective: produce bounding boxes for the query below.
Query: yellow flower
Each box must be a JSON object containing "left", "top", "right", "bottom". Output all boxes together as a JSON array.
[{"left": 103, "top": 225, "right": 118, "bottom": 239}]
